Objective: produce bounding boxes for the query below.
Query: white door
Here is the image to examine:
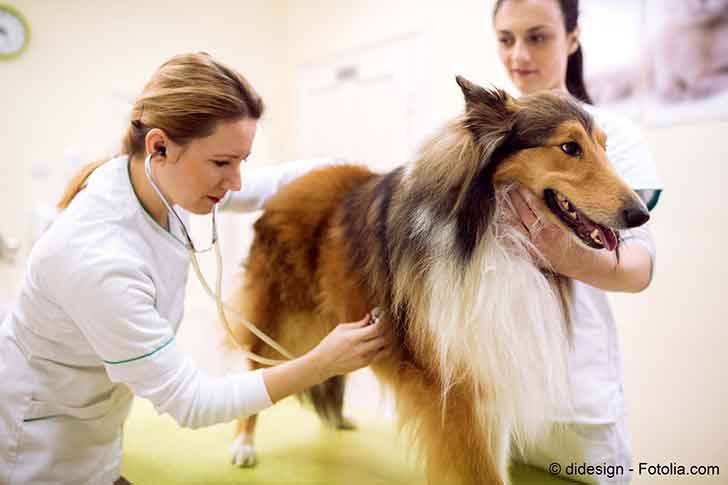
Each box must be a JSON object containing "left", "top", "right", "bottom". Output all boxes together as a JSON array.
[{"left": 295, "top": 34, "right": 422, "bottom": 172}]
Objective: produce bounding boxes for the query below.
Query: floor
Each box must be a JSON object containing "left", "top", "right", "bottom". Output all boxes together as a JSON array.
[{"left": 122, "top": 398, "right": 577, "bottom": 485}]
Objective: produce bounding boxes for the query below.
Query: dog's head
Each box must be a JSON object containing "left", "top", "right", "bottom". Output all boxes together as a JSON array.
[{"left": 455, "top": 75, "right": 649, "bottom": 251}]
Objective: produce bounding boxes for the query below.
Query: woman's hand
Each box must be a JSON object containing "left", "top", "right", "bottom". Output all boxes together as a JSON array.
[
  {"left": 262, "top": 310, "right": 392, "bottom": 403},
  {"left": 507, "top": 185, "right": 653, "bottom": 292},
  {"left": 308, "top": 311, "right": 392, "bottom": 382},
  {"left": 509, "top": 185, "right": 592, "bottom": 278}
]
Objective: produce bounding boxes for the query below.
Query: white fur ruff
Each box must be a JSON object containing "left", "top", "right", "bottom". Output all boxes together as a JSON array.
[{"left": 412, "top": 189, "right": 572, "bottom": 454}]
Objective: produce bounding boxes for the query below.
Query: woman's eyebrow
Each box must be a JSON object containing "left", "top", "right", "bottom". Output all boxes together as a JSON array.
[
  {"left": 497, "top": 25, "right": 549, "bottom": 35},
  {"left": 212, "top": 152, "right": 244, "bottom": 159}
]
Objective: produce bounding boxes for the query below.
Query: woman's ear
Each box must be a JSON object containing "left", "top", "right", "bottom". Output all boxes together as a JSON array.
[
  {"left": 567, "top": 25, "right": 581, "bottom": 56},
  {"left": 144, "top": 128, "right": 169, "bottom": 164}
]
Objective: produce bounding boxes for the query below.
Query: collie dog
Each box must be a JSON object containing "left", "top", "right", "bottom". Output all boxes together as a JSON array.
[{"left": 225, "top": 77, "right": 649, "bottom": 485}]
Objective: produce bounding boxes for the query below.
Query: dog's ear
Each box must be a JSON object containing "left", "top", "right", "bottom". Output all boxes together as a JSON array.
[{"left": 455, "top": 75, "right": 515, "bottom": 124}]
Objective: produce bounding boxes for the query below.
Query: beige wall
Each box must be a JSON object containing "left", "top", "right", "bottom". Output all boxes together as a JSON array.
[
  {"left": 2, "top": 1, "right": 726, "bottom": 482},
  {"left": 613, "top": 121, "right": 728, "bottom": 477}
]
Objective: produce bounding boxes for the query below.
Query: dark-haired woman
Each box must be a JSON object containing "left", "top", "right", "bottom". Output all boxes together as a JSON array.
[{"left": 492, "top": 1, "right": 662, "bottom": 483}]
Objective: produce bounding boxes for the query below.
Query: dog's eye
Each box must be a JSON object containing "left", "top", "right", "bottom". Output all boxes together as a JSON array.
[{"left": 560, "top": 142, "right": 582, "bottom": 157}]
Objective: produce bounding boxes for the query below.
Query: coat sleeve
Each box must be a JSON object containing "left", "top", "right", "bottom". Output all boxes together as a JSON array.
[
  {"left": 47, "top": 252, "right": 272, "bottom": 429},
  {"left": 219, "top": 157, "right": 344, "bottom": 212}
]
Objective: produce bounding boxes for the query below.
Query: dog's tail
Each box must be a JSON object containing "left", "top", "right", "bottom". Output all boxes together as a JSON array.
[{"left": 298, "top": 376, "right": 348, "bottom": 427}]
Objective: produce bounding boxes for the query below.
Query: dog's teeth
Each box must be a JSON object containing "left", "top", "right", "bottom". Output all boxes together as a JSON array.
[{"left": 590, "top": 229, "right": 602, "bottom": 244}]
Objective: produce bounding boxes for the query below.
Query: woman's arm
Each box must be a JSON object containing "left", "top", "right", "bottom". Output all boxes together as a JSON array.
[
  {"left": 220, "top": 158, "right": 344, "bottom": 212},
  {"left": 54, "top": 253, "right": 390, "bottom": 428},
  {"left": 262, "top": 315, "right": 390, "bottom": 403},
  {"left": 509, "top": 186, "right": 654, "bottom": 293}
]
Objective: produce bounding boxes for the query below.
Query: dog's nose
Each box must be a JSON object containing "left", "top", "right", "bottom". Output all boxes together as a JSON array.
[{"left": 623, "top": 204, "right": 650, "bottom": 228}]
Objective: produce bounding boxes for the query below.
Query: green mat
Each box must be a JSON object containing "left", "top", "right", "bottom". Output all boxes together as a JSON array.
[{"left": 122, "top": 398, "right": 575, "bottom": 484}]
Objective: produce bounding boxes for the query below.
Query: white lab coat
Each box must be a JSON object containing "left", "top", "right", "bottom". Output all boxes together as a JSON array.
[
  {"left": 515, "top": 107, "right": 662, "bottom": 485},
  {"left": 558, "top": 106, "right": 662, "bottom": 425},
  {"left": 0, "top": 156, "right": 339, "bottom": 484}
]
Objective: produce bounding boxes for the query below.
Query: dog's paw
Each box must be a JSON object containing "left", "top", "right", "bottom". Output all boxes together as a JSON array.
[
  {"left": 230, "top": 435, "right": 257, "bottom": 468},
  {"left": 336, "top": 415, "right": 358, "bottom": 431}
]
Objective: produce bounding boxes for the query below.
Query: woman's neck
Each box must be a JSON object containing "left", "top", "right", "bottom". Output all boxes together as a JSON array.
[{"left": 128, "top": 155, "right": 170, "bottom": 229}]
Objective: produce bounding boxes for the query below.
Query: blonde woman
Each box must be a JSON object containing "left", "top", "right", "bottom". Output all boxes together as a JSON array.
[{"left": 0, "top": 53, "right": 391, "bottom": 484}]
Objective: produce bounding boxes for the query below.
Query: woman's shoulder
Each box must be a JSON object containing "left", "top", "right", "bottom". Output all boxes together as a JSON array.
[
  {"left": 582, "top": 104, "right": 645, "bottom": 144},
  {"left": 583, "top": 104, "right": 663, "bottom": 191},
  {"left": 31, "top": 156, "right": 151, "bottom": 291},
  {"left": 28, "top": 222, "right": 151, "bottom": 301}
]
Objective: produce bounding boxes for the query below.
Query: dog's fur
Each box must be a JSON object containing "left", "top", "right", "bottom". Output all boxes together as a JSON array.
[{"left": 225, "top": 78, "right": 648, "bottom": 485}]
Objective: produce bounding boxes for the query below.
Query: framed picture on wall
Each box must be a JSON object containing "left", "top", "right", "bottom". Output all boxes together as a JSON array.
[
  {"left": 582, "top": 0, "right": 728, "bottom": 126},
  {"left": 642, "top": 0, "right": 728, "bottom": 125}
]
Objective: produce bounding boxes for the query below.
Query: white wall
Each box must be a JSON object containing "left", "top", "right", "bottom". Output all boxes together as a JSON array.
[
  {"left": 0, "top": 0, "right": 284, "bottom": 368},
  {"left": 2, "top": 1, "right": 726, "bottom": 482},
  {"left": 613, "top": 121, "right": 728, "bottom": 477},
  {"left": 268, "top": 0, "right": 509, "bottom": 162}
]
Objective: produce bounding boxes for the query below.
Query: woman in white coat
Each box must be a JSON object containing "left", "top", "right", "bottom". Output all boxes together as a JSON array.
[
  {"left": 0, "top": 52, "right": 391, "bottom": 485},
  {"left": 491, "top": 0, "right": 662, "bottom": 483}
]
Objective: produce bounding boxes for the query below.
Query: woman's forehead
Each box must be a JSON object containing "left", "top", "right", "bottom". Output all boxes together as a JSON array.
[
  {"left": 195, "top": 118, "right": 256, "bottom": 158},
  {"left": 494, "top": 0, "right": 564, "bottom": 32}
]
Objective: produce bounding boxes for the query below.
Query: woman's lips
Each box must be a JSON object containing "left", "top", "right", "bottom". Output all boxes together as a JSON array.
[
  {"left": 207, "top": 195, "right": 222, "bottom": 204},
  {"left": 512, "top": 69, "right": 537, "bottom": 77}
]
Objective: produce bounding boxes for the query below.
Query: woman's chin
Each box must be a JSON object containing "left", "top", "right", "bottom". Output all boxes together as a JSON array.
[
  {"left": 183, "top": 201, "right": 215, "bottom": 215},
  {"left": 513, "top": 79, "right": 542, "bottom": 95}
]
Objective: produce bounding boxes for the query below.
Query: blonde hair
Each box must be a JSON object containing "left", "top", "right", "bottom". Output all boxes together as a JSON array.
[{"left": 58, "top": 52, "right": 264, "bottom": 209}]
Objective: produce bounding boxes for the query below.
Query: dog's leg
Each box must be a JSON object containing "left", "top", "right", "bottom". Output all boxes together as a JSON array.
[
  {"left": 382, "top": 365, "right": 508, "bottom": 485},
  {"left": 231, "top": 414, "right": 259, "bottom": 467},
  {"left": 329, "top": 374, "right": 357, "bottom": 430},
  {"left": 305, "top": 375, "right": 358, "bottom": 430}
]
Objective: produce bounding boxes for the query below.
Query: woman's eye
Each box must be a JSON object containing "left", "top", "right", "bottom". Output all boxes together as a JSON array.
[
  {"left": 498, "top": 37, "right": 514, "bottom": 47},
  {"left": 560, "top": 142, "right": 582, "bottom": 157},
  {"left": 529, "top": 34, "right": 546, "bottom": 44},
  {"left": 213, "top": 160, "right": 230, "bottom": 167}
]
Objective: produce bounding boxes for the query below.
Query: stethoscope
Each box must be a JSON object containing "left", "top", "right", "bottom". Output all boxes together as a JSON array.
[{"left": 144, "top": 152, "right": 296, "bottom": 366}]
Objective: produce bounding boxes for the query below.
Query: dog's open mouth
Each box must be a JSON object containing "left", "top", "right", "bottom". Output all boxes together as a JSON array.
[{"left": 544, "top": 189, "right": 618, "bottom": 251}]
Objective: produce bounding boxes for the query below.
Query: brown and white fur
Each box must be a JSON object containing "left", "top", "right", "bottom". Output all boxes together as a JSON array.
[{"left": 224, "top": 77, "right": 649, "bottom": 485}]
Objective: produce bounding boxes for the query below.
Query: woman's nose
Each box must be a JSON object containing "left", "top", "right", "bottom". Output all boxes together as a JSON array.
[
  {"left": 223, "top": 167, "right": 242, "bottom": 192},
  {"left": 512, "top": 40, "right": 531, "bottom": 63}
]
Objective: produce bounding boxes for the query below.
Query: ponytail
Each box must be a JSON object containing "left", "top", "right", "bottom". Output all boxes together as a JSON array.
[
  {"left": 57, "top": 159, "right": 110, "bottom": 210},
  {"left": 565, "top": 46, "right": 593, "bottom": 105}
]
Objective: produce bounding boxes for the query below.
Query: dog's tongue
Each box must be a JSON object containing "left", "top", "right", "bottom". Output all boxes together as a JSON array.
[
  {"left": 577, "top": 217, "right": 618, "bottom": 251},
  {"left": 597, "top": 226, "right": 618, "bottom": 252}
]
